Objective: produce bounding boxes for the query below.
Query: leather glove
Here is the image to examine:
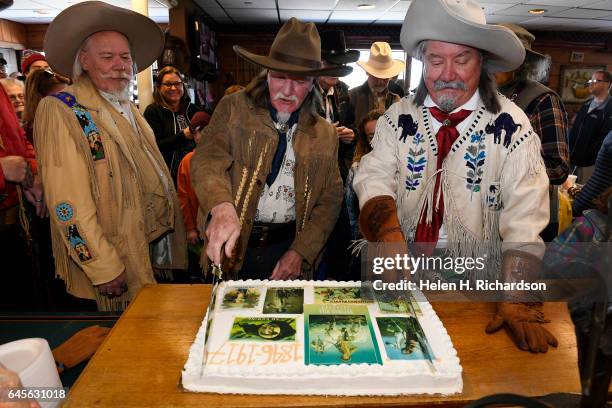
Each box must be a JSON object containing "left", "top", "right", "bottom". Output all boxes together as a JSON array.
[
  {"left": 359, "top": 195, "right": 405, "bottom": 243},
  {"left": 486, "top": 250, "right": 557, "bottom": 353},
  {"left": 52, "top": 325, "right": 111, "bottom": 372},
  {"left": 486, "top": 302, "right": 558, "bottom": 353},
  {"left": 359, "top": 196, "right": 409, "bottom": 282}
]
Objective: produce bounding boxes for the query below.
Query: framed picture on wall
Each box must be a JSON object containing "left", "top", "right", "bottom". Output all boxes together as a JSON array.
[
  {"left": 569, "top": 51, "right": 585, "bottom": 63},
  {"left": 559, "top": 65, "right": 606, "bottom": 104}
]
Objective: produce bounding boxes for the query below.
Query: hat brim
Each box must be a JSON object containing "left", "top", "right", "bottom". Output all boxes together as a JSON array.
[
  {"left": 400, "top": 0, "right": 525, "bottom": 73},
  {"left": 322, "top": 49, "right": 361, "bottom": 65},
  {"left": 526, "top": 48, "right": 546, "bottom": 60},
  {"left": 44, "top": 1, "right": 163, "bottom": 77},
  {"left": 357, "top": 59, "right": 405, "bottom": 79},
  {"left": 234, "top": 45, "right": 352, "bottom": 77}
]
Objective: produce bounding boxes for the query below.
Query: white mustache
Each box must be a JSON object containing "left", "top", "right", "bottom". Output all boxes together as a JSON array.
[
  {"left": 273, "top": 92, "right": 298, "bottom": 102},
  {"left": 100, "top": 72, "right": 132, "bottom": 80},
  {"left": 433, "top": 80, "right": 467, "bottom": 91}
]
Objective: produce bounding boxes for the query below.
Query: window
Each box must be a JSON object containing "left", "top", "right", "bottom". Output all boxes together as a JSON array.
[{"left": 342, "top": 48, "right": 423, "bottom": 93}]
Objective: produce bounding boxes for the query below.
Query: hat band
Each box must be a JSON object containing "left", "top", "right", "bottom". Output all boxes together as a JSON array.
[
  {"left": 270, "top": 50, "right": 321, "bottom": 69},
  {"left": 366, "top": 57, "right": 394, "bottom": 71}
]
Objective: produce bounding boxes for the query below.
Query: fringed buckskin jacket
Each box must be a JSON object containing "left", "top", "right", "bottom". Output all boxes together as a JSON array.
[
  {"left": 191, "top": 91, "right": 343, "bottom": 280},
  {"left": 34, "top": 76, "right": 186, "bottom": 311},
  {"left": 353, "top": 93, "right": 549, "bottom": 272}
]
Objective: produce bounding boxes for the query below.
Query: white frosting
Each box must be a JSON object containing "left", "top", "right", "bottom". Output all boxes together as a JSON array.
[{"left": 182, "top": 280, "right": 463, "bottom": 396}]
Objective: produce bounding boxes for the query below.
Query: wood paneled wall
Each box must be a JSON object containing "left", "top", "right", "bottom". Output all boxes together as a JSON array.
[{"left": 0, "top": 18, "right": 26, "bottom": 47}]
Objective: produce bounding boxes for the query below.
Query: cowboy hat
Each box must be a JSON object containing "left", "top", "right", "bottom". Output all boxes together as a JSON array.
[
  {"left": 357, "top": 42, "right": 405, "bottom": 79},
  {"left": 320, "top": 30, "right": 360, "bottom": 65},
  {"left": 400, "top": 0, "right": 525, "bottom": 73},
  {"left": 234, "top": 18, "right": 351, "bottom": 77},
  {"left": 497, "top": 23, "right": 546, "bottom": 60},
  {"left": 44, "top": 1, "right": 163, "bottom": 77}
]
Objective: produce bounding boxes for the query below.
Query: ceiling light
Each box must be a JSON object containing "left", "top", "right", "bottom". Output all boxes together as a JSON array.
[
  {"left": 528, "top": 8, "right": 547, "bottom": 15},
  {"left": 34, "top": 10, "right": 49, "bottom": 14},
  {"left": 357, "top": 4, "right": 375, "bottom": 9}
]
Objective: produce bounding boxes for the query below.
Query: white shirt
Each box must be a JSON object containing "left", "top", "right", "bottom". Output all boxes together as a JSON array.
[
  {"left": 422, "top": 90, "right": 482, "bottom": 248},
  {"left": 99, "top": 90, "right": 137, "bottom": 131},
  {"left": 255, "top": 124, "right": 297, "bottom": 223},
  {"left": 322, "top": 86, "right": 335, "bottom": 123}
]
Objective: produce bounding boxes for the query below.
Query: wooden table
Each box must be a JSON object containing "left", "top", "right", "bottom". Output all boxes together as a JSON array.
[{"left": 64, "top": 284, "right": 580, "bottom": 407}]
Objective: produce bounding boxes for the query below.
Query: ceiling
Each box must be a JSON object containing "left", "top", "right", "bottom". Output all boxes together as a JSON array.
[
  {"left": 3, "top": 0, "right": 612, "bottom": 32},
  {"left": 0, "top": 0, "right": 171, "bottom": 24}
]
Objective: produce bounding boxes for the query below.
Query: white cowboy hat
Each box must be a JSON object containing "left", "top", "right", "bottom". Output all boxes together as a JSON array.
[
  {"left": 357, "top": 42, "right": 405, "bottom": 79},
  {"left": 400, "top": 0, "right": 525, "bottom": 73}
]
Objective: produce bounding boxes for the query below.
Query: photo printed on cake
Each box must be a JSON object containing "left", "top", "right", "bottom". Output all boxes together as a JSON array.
[{"left": 263, "top": 287, "right": 304, "bottom": 314}]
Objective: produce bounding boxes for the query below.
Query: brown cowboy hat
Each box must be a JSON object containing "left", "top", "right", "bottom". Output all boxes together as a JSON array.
[
  {"left": 44, "top": 1, "right": 163, "bottom": 77},
  {"left": 497, "top": 23, "right": 546, "bottom": 60},
  {"left": 234, "top": 18, "right": 351, "bottom": 77}
]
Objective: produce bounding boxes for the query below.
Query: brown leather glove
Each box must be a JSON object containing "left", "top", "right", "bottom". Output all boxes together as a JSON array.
[
  {"left": 52, "top": 325, "right": 111, "bottom": 372},
  {"left": 359, "top": 195, "right": 405, "bottom": 242},
  {"left": 486, "top": 302, "right": 558, "bottom": 353}
]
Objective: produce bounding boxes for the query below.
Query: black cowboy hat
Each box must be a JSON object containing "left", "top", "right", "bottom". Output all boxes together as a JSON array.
[{"left": 320, "top": 30, "right": 360, "bottom": 65}]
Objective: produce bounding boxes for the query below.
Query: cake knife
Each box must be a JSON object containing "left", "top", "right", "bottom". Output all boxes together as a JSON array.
[{"left": 200, "top": 247, "right": 225, "bottom": 373}]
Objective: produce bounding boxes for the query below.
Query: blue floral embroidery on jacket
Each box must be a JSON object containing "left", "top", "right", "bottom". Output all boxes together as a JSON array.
[
  {"left": 405, "top": 132, "right": 427, "bottom": 191},
  {"left": 465, "top": 130, "right": 486, "bottom": 197}
]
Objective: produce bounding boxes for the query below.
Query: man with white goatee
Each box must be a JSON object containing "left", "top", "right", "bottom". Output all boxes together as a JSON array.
[
  {"left": 33, "top": 1, "right": 186, "bottom": 311},
  {"left": 353, "top": 0, "right": 556, "bottom": 353}
]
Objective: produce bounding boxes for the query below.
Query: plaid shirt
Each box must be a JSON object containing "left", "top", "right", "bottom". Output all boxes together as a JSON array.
[{"left": 525, "top": 92, "right": 570, "bottom": 185}]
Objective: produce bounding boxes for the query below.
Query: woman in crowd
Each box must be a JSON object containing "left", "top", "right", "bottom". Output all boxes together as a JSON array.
[
  {"left": 0, "top": 77, "right": 25, "bottom": 126},
  {"left": 345, "top": 109, "right": 384, "bottom": 240},
  {"left": 23, "top": 68, "right": 70, "bottom": 143},
  {"left": 144, "top": 66, "right": 201, "bottom": 181},
  {"left": 176, "top": 111, "right": 211, "bottom": 281}
]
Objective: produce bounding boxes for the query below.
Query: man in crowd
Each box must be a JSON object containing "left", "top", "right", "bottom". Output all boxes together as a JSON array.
[
  {"left": 191, "top": 18, "right": 346, "bottom": 280},
  {"left": 317, "top": 30, "right": 359, "bottom": 182},
  {"left": 495, "top": 23, "right": 569, "bottom": 241},
  {"left": 316, "top": 30, "right": 359, "bottom": 280},
  {"left": 34, "top": 1, "right": 186, "bottom": 311},
  {"left": 353, "top": 0, "right": 556, "bottom": 352},
  {"left": 349, "top": 41, "right": 405, "bottom": 128},
  {"left": 569, "top": 69, "right": 612, "bottom": 183},
  {"left": 21, "top": 49, "right": 49, "bottom": 77}
]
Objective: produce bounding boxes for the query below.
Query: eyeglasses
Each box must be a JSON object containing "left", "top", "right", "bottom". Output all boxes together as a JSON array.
[
  {"left": 8, "top": 93, "right": 24, "bottom": 101},
  {"left": 587, "top": 79, "right": 610, "bottom": 84},
  {"left": 161, "top": 81, "right": 183, "bottom": 89}
]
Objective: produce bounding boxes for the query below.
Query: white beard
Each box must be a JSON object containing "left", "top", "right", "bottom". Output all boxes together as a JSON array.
[{"left": 276, "top": 111, "right": 291, "bottom": 124}]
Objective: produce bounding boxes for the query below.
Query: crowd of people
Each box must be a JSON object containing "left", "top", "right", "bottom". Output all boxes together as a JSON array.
[{"left": 0, "top": 0, "right": 611, "bottom": 356}]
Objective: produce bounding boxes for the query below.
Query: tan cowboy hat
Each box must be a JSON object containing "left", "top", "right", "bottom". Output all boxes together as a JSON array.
[
  {"left": 44, "top": 1, "right": 163, "bottom": 77},
  {"left": 234, "top": 17, "right": 351, "bottom": 77},
  {"left": 357, "top": 42, "right": 405, "bottom": 79},
  {"left": 400, "top": 0, "right": 525, "bottom": 73},
  {"left": 497, "top": 23, "right": 546, "bottom": 59}
]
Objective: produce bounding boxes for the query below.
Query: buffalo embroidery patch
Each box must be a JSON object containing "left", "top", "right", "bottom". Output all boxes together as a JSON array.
[
  {"left": 398, "top": 114, "right": 419, "bottom": 143},
  {"left": 53, "top": 92, "right": 105, "bottom": 161},
  {"left": 66, "top": 223, "right": 94, "bottom": 264},
  {"left": 485, "top": 112, "right": 521, "bottom": 148},
  {"left": 55, "top": 202, "right": 74, "bottom": 223},
  {"left": 487, "top": 182, "right": 502, "bottom": 210}
]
